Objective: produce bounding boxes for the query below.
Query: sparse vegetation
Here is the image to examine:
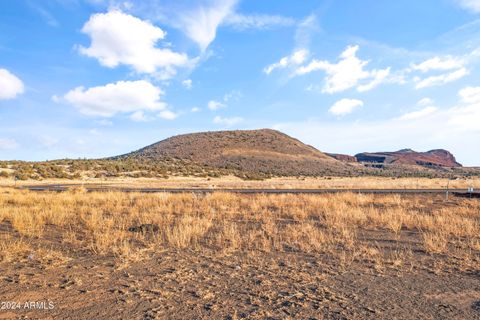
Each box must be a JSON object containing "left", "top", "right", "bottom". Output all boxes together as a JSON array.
[
  {"left": 1, "top": 187, "right": 479, "bottom": 319},
  {"left": 0, "top": 188, "right": 478, "bottom": 269}
]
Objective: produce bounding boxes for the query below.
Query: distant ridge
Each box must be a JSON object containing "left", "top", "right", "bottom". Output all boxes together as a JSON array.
[{"left": 355, "top": 149, "right": 462, "bottom": 167}]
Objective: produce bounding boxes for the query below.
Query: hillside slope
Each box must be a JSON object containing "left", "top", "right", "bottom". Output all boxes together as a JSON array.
[
  {"left": 355, "top": 149, "right": 462, "bottom": 167},
  {"left": 117, "top": 129, "right": 349, "bottom": 176}
]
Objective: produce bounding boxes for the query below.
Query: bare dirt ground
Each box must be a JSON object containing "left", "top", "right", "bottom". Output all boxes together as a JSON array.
[
  {"left": 0, "top": 189, "right": 478, "bottom": 319},
  {"left": 1, "top": 246, "right": 479, "bottom": 319}
]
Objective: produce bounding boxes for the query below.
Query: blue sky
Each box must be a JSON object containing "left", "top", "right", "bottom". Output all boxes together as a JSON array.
[{"left": 1, "top": 0, "right": 480, "bottom": 165}]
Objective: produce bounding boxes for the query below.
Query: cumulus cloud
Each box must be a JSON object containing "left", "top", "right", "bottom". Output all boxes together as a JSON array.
[
  {"left": 208, "top": 100, "right": 226, "bottom": 110},
  {"left": 459, "top": 86, "right": 480, "bottom": 103},
  {"left": 264, "top": 49, "right": 308, "bottom": 74},
  {"left": 60, "top": 80, "right": 167, "bottom": 117},
  {"left": 78, "top": 10, "right": 189, "bottom": 75},
  {"left": 0, "top": 138, "right": 18, "bottom": 150},
  {"left": 295, "top": 46, "right": 392, "bottom": 93},
  {"left": 213, "top": 115, "right": 243, "bottom": 126},
  {"left": 224, "top": 13, "right": 295, "bottom": 30},
  {"left": 0, "top": 69, "right": 25, "bottom": 100},
  {"left": 455, "top": 0, "right": 480, "bottom": 13},
  {"left": 329, "top": 99, "right": 364, "bottom": 116}
]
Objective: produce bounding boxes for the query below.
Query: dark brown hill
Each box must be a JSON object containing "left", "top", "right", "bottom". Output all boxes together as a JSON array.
[
  {"left": 355, "top": 149, "right": 462, "bottom": 167},
  {"left": 117, "top": 129, "right": 348, "bottom": 176}
]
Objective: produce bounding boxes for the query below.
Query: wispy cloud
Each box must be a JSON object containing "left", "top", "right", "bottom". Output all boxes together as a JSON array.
[
  {"left": 166, "top": 0, "right": 239, "bottom": 52},
  {"left": 454, "top": 0, "right": 480, "bottom": 13},
  {"left": 27, "top": 1, "right": 59, "bottom": 27},
  {"left": 213, "top": 115, "right": 243, "bottom": 126},
  {"left": 208, "top": 100, "right": 226, "bottom": 111},
  {"left": 224, "top": 13, "right": 295, "bottom": 30},
  {"left": 0, "top": 138, "right": 18, "bottom": 150},
  {"left": 131, "top": 0, "right": 294, "bottom": 52},
  {"left": 264, "top": 49, "right": 308, "bottom": 75},
  {"left": 414, "top": 68, "right": 468, "bottom": 89},
  {"left": 399, "top": 106, "right": 438, "bottom": 120}
]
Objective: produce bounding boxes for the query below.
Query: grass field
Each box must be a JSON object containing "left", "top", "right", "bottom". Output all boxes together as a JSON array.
[
  {"left": 2, "top": 175, "right": 480, "bottom": 190},
  {"left": 0, "top": 186, "right": 479, "bottom": 318}
]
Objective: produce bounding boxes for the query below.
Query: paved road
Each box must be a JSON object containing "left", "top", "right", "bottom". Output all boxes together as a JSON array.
[{"left": 18, "top": 184, "right": 480, "bottom": 197}]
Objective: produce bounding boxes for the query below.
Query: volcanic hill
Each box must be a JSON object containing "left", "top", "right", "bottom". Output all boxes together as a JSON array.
[
  {"left": 117, "top": 129, "right": 349, "bottom": 176},
  {"left": 355, "top": 149, "right": 462, "bottom": 167}
]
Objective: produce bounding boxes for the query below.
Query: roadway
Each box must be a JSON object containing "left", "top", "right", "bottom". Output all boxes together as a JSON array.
[{"left": 18, "top": 184, "right": 480, "bottom": 197}]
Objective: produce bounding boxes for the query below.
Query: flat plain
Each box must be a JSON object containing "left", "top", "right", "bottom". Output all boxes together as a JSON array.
[{"left": 0, "top": 178, "right": 479, "bottom": 319}]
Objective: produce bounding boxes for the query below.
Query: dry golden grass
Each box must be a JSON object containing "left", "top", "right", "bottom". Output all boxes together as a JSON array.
[
  {"left": 0, "top": 187, "right": 478, "bottom": 271},
  {"left": 2, "top": 175, "right": 480, "bottom": 190}
]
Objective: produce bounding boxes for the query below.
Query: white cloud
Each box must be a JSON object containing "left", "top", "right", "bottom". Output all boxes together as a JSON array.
[
  {"left": 295, "top": 14, "right": 319, "bottom": 49},
  {"left": 459, "top": 86, "right": 480, "bottom": 103},
  {"left": 455, "top": 0, "right": 480, "bottom": 13},
  {"left": 224, "top": 13, "right": 295, "bottom": 30},
  {"left": 447, "top": 105, "right": 480, "bottom": 132},
  {"left": 61, "top": 80, "right": 167, "bottom": 117},
  {"left": 208, "top": 100, "right": 226, "bottom": 110},
  {"left": 89, "top": 128, "right": 101, "bottom": 135},
  {"left": 95, "top": 119, "right": 113, "bottom": 126},
  {"left": 78, "top": 10, "right": 189, "bottom": 75},
  {"left": 417, "top": 97, "right": 435, "bottom": 107},
  {"left": 27, "top": 2, "right": 59, "bottom": 27},
  {"left": 130, "top": 110, "right": 150, "bottom": 122},
  {"left": 274, "top": 97, "right": 480, "bottom": 165},
  {"left": 182, "top": 79, "right": 193, "bottom": 89},
  {"left": 329, "top": 99, "right": 364, "bottom": 116},
  {"left": 357, "top": 68, "right": 391, "bottom": 92},
  {"left": 191, "top": 107, "right": 200, "bottom": 112},
  {"left": 213, "top": 115, "right": 243, "bottom": 126},
  {"left": 295, "top": 45, "right": 391, "bottom": 94},
  {"left": 223, "top": 90, "right": 242, "bottom": 102},
  {"left": 400, "top": 106, "right": 438, "bottom": 120},
  {"left": 38, "top": 135, "right": 60, "bottom": 147},
  {"left": 177, "top": 0, "right": 238, "bottom": 51},
  {"left": 411, "top": 56, "right": 464, "bottom": 72},
  {"left": 0, "top": 69, "right": 24, "bottom": 100},
  {"left": 0, "top": 138, "right": 18, "bottom": 150},
  {"left": 158, "top": 110, "right": 178, "bottom": 120},
  {"left": 274, "top": 85, "right": 480, "bottom": 165},
  {"left": 414, "top": 67, "right": 468, "bottom": 89},
  {"left": 409, "top": 54, "right": 469, "bottom": 89},
  {"left": 264, "top": 49, "right": 308, "bottom": 74}
]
